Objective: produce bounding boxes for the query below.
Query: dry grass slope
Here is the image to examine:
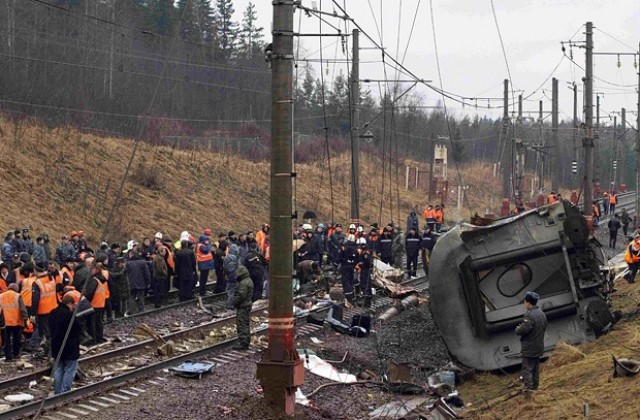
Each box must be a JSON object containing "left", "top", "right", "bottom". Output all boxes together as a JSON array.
[
  {"left": 460, "top": 276, "right": 640, "bottom": 419},
  {"left": 0, "top": 117, "right": 502, "bottom": 244}
]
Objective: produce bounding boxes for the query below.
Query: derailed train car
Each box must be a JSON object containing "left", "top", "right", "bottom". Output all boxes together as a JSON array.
[{"left": 429, "top": 200, "right": 616, "bottom": 370}]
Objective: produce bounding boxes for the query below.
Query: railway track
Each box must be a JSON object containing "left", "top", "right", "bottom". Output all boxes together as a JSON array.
[{"left": 0, "top": 276, "right": 428, "bottom": 419}]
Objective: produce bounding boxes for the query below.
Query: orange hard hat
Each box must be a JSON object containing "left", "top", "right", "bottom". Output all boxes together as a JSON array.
[
  {"left": 78, "top": 230, "right": 85, "bottom": 237},
  {"left": 70, "top": 231, "right": 78, "bottom": 238}
]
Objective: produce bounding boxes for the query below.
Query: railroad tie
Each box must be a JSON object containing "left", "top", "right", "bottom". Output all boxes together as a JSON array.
[
  {"left": 76, "top": 403, "right": 100, "bottom": 413},
  {"left": 211, "top": 357, "right": 230, "bottom": 364},
  {"left": 53, "top": 411, "right": 78, "bottom": 419},
  {"left": 97, "top": 396, "right": 120, "bottom": 404},
  {"left": 109, "top": 392, "right": 131, "bottom": 401},
  {"left": 88, "top": 400, "right": 110, "bottom": 408},
  {"left": 118, "top": 389, "right": 140, "bottom": 397},
  {"left": 65, "top": 407, "right": 90, "bottom": 416},
  {"left": 128, "top": 386, "right": 147, "bottom": 393}
]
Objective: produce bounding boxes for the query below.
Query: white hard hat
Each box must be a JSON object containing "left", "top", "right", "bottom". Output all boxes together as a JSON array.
[
  {"left": 180, "top": 231, "right": 190, "bottom": 242},
  {"left": 349, "top": 223, "right": 356, "bottom": 230},
  {"left": 347, "top": 234, "right": 356, "bottom": 242},
  {"left": 356, "top": 237, "right": 367, "bottom": 245},
  {"left": 302, "top": 223, "right": 313, "bottom": 231},
  {"left": 356, "top": 225, "right": 364, "bottom": 233},
  {"left": 154, "top": 232, "right": 163, "bottom": 240}
]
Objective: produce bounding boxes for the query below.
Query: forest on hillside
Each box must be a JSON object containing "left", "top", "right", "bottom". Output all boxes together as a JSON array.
[{"left": 0, "top": 0, "right": 634, "bottom": 191}]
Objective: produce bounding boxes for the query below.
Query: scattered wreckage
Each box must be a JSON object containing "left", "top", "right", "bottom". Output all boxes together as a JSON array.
[{"left": 429, "top": 200, "right": 618, "bottom": 370}]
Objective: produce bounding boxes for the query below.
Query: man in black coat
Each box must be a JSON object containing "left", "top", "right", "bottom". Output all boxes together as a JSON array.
[
  {"left": 378, "top": 226, "right": 394, "bottom": 265},
  {"left": 405, "top": 227, "right": 421, "bottom": 278},
  {"left": 421, "top": 226, "right": 437, "bottom": 275},
  {"left": 125, "top": 249, "right": 151, "bottom": 313},
  {"left": 245, "top": 243, "right": 266, "bottom": 302},
  {"left": 213, "top": 240, "right": 227, "bottom": 294},
  {"left": 174, "top": 241, "right": 197, "bottom": 302},
  {"left": 515, "top": 291, "right": 547, "bottom": 391},
  {"left": 49, "top": 294, "right": 82, "bottom": 394}
]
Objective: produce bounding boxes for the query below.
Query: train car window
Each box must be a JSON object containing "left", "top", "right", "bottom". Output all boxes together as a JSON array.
[{"left": 497, "top": 263, "right": 532, "bottom": 297}]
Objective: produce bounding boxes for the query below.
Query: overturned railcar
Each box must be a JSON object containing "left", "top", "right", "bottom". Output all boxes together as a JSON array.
[{"left": 429, "top": 200, "right": 615, "bottom": 370}]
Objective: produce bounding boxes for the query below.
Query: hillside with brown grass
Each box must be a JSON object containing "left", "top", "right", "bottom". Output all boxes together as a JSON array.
[
  {"left": 0, "top": 116, "right": 507, "bottom": 244},
  {"left": 459, "top": 272, "right": 640, "bottom": 419}
]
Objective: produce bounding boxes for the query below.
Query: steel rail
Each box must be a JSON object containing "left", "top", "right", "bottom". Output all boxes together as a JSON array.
[{"left": 0, "top": 276, "right": 429, "bottom": 419}]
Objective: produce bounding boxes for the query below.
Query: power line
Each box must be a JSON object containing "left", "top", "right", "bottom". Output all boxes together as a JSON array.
[
  {"left": 0, "top": 27, "right": 270, "bottom": 73},
  {"left": 429, "top": 0, "right": 472, "bottom": 216},
  {"left": 0, "top": 52, "right": 270, "bottom": 95},
  {"left": 0, "top": 98, "right": 336, "bottom": 124}
]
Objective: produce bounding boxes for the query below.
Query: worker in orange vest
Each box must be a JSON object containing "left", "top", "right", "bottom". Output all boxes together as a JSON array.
[
  {"left": 434, "top": 205, "right": 445, "bottom": 232},
  {"left": 423, "top": 205, "right": 436, "bottom": 231},
  {"left": 0, "top": 283, "right": 29, "bottom": 361},
  {"left": 60, "top": 258, "right": 75, "bottom": 287},
  {"left": 84, "top": 263, "right": 108, "bottom": 344},
  {"left": 609, "top": 191, "right": 618, "bottom": 214},
  {"left": 255, "top": 224, "right": 270, "bottom": 254},
  {"left": 0, "top": 263, "right": 9, "bottom": 292},
  {"left": 548, "top": 192, "right": 557, "bottom": 204},
  {"left": 624, "top": 234, "right": 640, "bottom": 283},
  {"left": 31, "top": 261, "right": 58, "bottom": 351},
  {"left": 195, "top": 235, "right": 214, "bottom": 297}
]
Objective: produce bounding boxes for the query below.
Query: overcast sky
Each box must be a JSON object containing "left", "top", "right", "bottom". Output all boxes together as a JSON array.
[{"left": 235, "top": 0, "right": 640, "bottom": 126}]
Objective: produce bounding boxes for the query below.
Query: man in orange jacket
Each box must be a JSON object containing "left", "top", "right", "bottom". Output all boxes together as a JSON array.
[
  {"left": 0, "top": 283, "right": 29, "bottom": 361},
  {"left": 31, "top": 261, "right": 57, "bottom": 352},
  {"left": 624, "top": 234, "right": 640, "bottom": 283}
]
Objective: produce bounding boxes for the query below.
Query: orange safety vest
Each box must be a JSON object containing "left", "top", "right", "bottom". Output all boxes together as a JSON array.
[
  {"left": 423, "top": 209, "right": 436, "bottom": 220},
  {"left": 101, "top": 269, "right": 111, "bottom": 299},
  {"left": 34, "top": 276, "right": 57, "bottom": 315},
  {"left": 610, "top": 194, "right": 617, "bottom": 205},
  {"left": 64, "top": 289, "right": 82, "bottom": 305},
  {"left": 163, "top": 245, "right": 175, "bottom": 270},
  {"left": 0, "top": 278, "right": 7, "bottom": 293},
  {"left": 434, "top": 209, "right": 444, "bottom": 223},
  {"left": 90, "top": 278, "right": 107, "bottom": 309},
  {"left": 60, "top": 267, "right": 75, "bottom": 285},
  {"left": 21, "top": 275, "right": 37, "bottom": 308},
  {"left": 195, "top": 243, "right": 213, "bottom": 263},
  {"left": 592, "top": 204, "right": 600, "bottom": 217},
  {"left": 548, "top": 194, "right": 557, "bottom": 204},
  {"left": 256, "top": 231, "right": 268, "bottom": 253},
  {"left": 625, "top": 242, "right": 640, "bottom": 264},
  {"left": 0, "top": 290, "right": 23, "bottom": 327}
]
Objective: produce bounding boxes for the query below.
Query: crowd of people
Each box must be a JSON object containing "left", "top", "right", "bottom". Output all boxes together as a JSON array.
[{"left": 0, "top": 206, "right": 447, "bottom": 392}]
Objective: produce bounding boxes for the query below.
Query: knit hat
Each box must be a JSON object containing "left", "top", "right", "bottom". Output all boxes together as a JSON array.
[{"left": 524, "top": 291, "right": 540, "bottom": 305}]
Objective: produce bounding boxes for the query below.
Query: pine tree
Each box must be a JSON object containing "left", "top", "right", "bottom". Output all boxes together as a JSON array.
[
  {"left": 237, "top": 1, "right": 264, "bottom": 59},
  {"left": 145, "top": 0, "right": 175, "bottom": 35},
  {"left": 176, "top": 0, "right": 215, "bottom": 44},
  {"left": 215, "top": 0, "right": 238, "bottom": 61}
]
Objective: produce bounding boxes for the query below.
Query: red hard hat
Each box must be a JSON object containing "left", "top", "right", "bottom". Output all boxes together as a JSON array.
[{"left": 204, "top": 229, "right": 212, "bottom": 236}]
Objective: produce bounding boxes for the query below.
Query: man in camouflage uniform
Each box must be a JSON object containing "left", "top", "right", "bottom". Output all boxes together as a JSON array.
[{"left": 232, "top": 266, "right": 254, "bottom": 350}]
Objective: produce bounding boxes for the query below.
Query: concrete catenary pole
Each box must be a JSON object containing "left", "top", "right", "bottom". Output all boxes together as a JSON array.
[
  {"left": 583, "top": 21, "right": 594, "bottom": 218},
  {"left": 501, "top": 79, "right": 510, "bottom": 200},
  {"left": 636, "top": 45, "right": 640, "bottom": 218},
  {"left": 350, "top": 29, "right": 360, "bottom": 224},
  {"left": 613, "top": 116, "right": 618, "bottom": 191},
  {"left": 552, "top": 77, "right": 559, "bottom": 193},
  {"left": 256, "top": 1, "right": 304, "bottom": 415},
  {"left": 572, "top": 82, "right": 578, "bottom": 190},
  {"left": 621, "top": 108, "right": 626, "bottom": 188}
]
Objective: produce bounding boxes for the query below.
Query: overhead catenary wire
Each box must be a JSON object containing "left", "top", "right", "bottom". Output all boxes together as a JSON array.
[
  {"left": 428, "top": 0, "right": 473, "bottom": 216},
  {"left": 318, "top": 0, "right": 336, "bottom": 223}
]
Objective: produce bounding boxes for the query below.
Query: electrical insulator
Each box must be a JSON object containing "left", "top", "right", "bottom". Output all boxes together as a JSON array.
[
  {"left": 572, "top": 160, "right": 578, "bottom": 174},
  {"left": 613, "top": 160, "right": 618, "bottom": 170},
  {"left": 617, "top": 55, "right": 621, "bottom": 68}
]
